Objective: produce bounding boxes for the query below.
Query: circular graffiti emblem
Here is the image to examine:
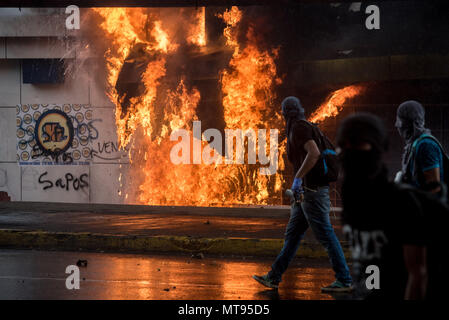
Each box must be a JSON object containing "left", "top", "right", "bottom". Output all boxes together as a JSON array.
[
  {"left": 79, "top": 136, "right": 89, "bottom": 146},
  {"left": 26, "top": 125, "right": 34, "bottom": 136},
  {"left": 18, "top": 140, "right": 27, "bottom": 150},
  {"left": 63, "top": 104, "right": 72, "bottom": 113},
  {"left": 31, "top": 148, "right": 40, "bottom": 158},
  {"left": 33, "top": 111, "right": 41, "bottom": 121},
  {"left": 21, "top": 151, "right": 30, "bottom": 161},
  {"left": 72, "top": 138, "right": 79, "bottom": 149},
  {"left": 82, "top": 147, "right": 91, "bottom": 158},
  {"left": 17, "top": 128, "right": 25, "bottom": 139},
  {"left": 23, "top": 114, "right": 32, "bottom": 124},
  {"left": 34, "top": 109, "right": 74, "bottom": 156},
  {"left": 75, "top": 112, "right": 84, "bottom": 123},
  {"left": 72, "top": 150, "right": 81, "bottom": 160}
]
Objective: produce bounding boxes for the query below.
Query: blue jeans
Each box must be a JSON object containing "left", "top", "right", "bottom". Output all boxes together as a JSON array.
[{"left": 268, "top": 186, "right": 352, "bottom": 285}]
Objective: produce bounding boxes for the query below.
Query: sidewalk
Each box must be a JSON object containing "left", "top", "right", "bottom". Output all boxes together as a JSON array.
[{"left": 0, "top": 202, "right": 347, "bottom": 258}]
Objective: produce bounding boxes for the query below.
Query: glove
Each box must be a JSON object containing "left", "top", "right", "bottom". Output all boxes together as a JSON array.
[
  {"left": 394, "top": 171, "right": 403, "bottom": 184},
  {"left": 291, "top": 177, "right": 304, "bottom": 194}
]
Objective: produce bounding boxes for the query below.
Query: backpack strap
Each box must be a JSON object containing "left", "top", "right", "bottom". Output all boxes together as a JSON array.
[
  {"left": 408, "top": 134, "right": 447, "bottom": 179},
  {"left": 413, "top": 134, "right": 447, "bottom": 157},
  {"left": 298, "top": 120, "right": 338, "bottom": 176},
  {"left": 298, "top": 119, "right": 325, "bottom": 151}
]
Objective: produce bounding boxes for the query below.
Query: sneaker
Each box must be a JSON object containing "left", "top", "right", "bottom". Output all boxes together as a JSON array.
[
  {"left": 252, "top": 274, "right": 279, "bottom": 289},
  {"left": 321, "top": 280, "right": 353, "bottom": 293}
]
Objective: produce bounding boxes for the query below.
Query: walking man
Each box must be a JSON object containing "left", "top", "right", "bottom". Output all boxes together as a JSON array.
[{"left": 253, "top": 96, "right": 352, "bottom": 292}]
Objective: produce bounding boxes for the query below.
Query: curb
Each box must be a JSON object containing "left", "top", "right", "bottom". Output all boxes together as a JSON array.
[
  {"left": 0, "top": 202, "right": 291, "bottom": 218},
  {"left": 0, "top": 229, "right": 350, "bottom": 259}
]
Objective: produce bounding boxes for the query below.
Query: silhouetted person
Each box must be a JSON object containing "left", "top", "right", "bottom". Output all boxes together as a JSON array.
[
  {"left": 337, "top": 113, "right": 427, "bottom": 299},
  {"left": 253, "top": 96, "right": 352, "bottom": 293},
  {"left": 395, "top": 100, "right": 448, "bottom": 299},
  {"left": 395, "top": 100, "right": 445, "bottom": 193}
]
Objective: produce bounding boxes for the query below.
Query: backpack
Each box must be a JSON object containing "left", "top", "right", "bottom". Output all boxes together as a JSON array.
[
  {"left": 404, "top": 134, "right": 449, "bottom": 200},
  {"left": 299, "top": 120, "right": 340, "bottom": 183}
]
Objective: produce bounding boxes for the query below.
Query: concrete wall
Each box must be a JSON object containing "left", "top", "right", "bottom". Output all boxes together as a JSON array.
[
  {"left": 0, "top": 9, "right": 67, "bottom": 37},
  {"left": 0, "top": 23, "right": 128, "bottom": 204}
]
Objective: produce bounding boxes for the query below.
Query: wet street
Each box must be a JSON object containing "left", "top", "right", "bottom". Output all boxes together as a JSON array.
[{"left": 0, "top": 249, "right": 351, "bottom": 300}]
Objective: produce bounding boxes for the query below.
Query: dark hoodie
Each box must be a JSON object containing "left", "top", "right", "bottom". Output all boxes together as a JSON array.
[
  {"left": 337, "top": 113, "right": 426, "bottom": 299},
  {"left": 281, "top": 96, "right": 328, "bottom": 188},
  {"left": 395, "top": 100, "right": 434, "bottom": 181},
  {"left": 281, "top": 96, "right": 305, "bottom": 134}
]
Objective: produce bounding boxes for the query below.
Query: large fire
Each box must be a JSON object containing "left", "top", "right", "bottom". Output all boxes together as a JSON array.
[
  {"left": 219, "top": 10, "right": 282, "bottom": 129},
  {"left": 91, "top": 7, "right": 361, "bottom": 206},
  {"left": 92, "top": 7, "right": 284, "bottom": 206}
]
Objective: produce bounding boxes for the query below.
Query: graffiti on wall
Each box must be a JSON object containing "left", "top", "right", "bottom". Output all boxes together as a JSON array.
[
  {"left": 16, "top": 104, "right": 101, "bottom": 165},
  {"left": 38, "top": 171, "right": 89, "bottom": 191},
  {"left": 90, "top": 141, "right": 129, "bottom": 161}
]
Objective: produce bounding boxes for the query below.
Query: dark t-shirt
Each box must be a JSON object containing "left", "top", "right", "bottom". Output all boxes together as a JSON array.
[
  {"left": 287, "top": 120, "right": 328, "bottom": 188},
  {"left": 407, "top": 137, "right": 444, "bottom": 188},
  {"left": 342, "top": 175, "right": 426, "bottom": 299}
]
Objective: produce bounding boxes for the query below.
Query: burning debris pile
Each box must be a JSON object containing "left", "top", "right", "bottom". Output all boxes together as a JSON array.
[{"left": 88, "top": 7, "right": 362, "bottom": 207}]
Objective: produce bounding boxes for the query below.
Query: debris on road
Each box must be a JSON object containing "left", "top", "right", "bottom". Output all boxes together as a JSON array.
[
  {"left": 191, "top": 253, "right": 204, "bottom": 259},
  {"left": 76, "top": 259, "right": 88, "bottom": 267},
  {"left": 0, "top": 191, "right": 11, "bottom": 202}
]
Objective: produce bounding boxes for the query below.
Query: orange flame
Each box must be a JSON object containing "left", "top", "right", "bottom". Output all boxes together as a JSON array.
[
  {"left": 187, "top": 7, "right": 206, "bottom": 47},
  {"left": 93, "top": 8, "right": 176, "bottom": 148},
  {"left": 309, "top": 85, "right": 363, "bottom": 123},
  {"left": 218, "top": 6, "right": 242, "bottom": 49},
  {"left": 219, "top": 6, "right": 285, "bottom": 199},
  {"left": 92, "top": 7, "right": 285, "bottom": 206}
]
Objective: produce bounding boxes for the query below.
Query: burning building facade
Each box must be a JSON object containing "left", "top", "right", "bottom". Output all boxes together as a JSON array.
[{"left": 1, "top": 2, "right": 449, "bottom": 207}]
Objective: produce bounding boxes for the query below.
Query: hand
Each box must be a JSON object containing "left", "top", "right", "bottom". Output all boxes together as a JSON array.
[
  {"left": 291, "top": 177, "right": 304, "bottom": 194},
  {"left": 394, "top": 171, "right": 403, "bottom": 183}
]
